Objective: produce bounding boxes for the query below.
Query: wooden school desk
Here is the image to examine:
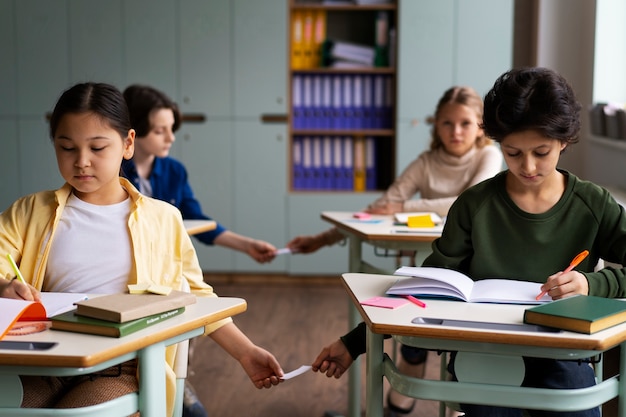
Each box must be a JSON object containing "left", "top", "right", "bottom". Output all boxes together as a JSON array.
[
  {"left": 0, "top": 296, "right": 246, "bottom": 417},
  {"left": 342, "top": 272, "right": 626, "bottom": 417},
  {"left": 321, "top": 211, "right": 441, "bottom": 417},
  {"left": 183, "top": 219, "right": 217, "bottom": 236}
]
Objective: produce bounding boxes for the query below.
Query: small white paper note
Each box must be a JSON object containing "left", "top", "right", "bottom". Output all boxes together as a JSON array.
[
  {"left": 281, "top": 365, "right": 312, "bottom": 380},
  {"left": 275, "top": 248, "right": 292, "bottom": 255}
]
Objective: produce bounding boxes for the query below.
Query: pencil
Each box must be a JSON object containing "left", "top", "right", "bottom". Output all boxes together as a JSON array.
[{"left": 6, "top": 253, "right": 27, "bottom": 285}]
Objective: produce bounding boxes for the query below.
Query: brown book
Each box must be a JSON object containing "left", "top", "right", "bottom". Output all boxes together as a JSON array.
[{"left": 74, "top": 291, "right": 196, "bottom": 323}]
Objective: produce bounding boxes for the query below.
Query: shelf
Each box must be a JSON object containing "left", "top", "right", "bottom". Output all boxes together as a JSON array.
[
  {"left": 292, "top": 129, "right": 394, "bottom": 136},
  {"left": 288, "top": 1, "right": 397, "bottom": 193},
  {"left": 292, "top": 67, "right": 395, "bottom": 74},
  {"left": 291, "top": 3, "right": 396, "bottom": 12}
]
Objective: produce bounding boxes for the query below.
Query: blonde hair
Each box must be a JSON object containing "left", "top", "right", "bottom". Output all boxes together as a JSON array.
[{"left": 428, "top": 86, "right": 492, "bottom": 151}]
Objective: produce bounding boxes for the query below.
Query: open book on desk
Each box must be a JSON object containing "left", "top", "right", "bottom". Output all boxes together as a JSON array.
[
  {"left": 387, "top": 266, "right": 551, "bottom": 304},
  {"left": 1, "top": 292, "right": 89, "bottom": 339}
]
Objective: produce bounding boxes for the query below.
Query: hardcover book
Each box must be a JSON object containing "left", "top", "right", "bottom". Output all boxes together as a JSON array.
[
  {"left": 523, "top": 295, "right": 626, "bottom": 334},
  {"left": 50, "top": 307, "right": 185, "bottom": 338},
  {"left": 74, "top": 290, "right": 196, "bottom": 323}
]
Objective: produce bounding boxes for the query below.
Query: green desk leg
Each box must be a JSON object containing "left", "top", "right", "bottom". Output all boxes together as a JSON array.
[
  {"left": 366, "top": 327, "right": 385, "bottom": 417},
  {"left": 347, "top": 234, "right": 363, "bottom": 417},
  {"left": 617, "top": 342, "right": 626, "bottom": 417},
  {"left": 138, "top": 341, "right": 167, "bottom": 417}
]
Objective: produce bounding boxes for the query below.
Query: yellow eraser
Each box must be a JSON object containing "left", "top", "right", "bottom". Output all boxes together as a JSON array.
[
  {"left": 407, "top": 214, "right": 435, "bottom": 228},
  {"left": 147, "top": 284, "right": 173, "bottom": 296},
  {"left": 127, "top": 284, "right": 150, "bottom": 294}
]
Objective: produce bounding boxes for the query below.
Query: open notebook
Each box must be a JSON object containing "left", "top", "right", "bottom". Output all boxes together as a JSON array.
[{"left": 1, "top": 292, "right": 88, "bottom": 339}]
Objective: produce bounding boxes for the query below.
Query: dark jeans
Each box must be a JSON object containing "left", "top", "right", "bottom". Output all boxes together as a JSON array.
[{"left": 448, "top": 352, "right": 601, "bottom": 417}]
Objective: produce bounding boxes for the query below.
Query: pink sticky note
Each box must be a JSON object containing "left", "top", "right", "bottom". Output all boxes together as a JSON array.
[{"left": 360, "top": 296, "right": 409, "bottom": 309}]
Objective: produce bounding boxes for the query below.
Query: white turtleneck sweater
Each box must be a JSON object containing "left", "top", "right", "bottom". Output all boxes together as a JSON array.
[{"left": 372, "top": 145, "right": 504, "bottom": 217}]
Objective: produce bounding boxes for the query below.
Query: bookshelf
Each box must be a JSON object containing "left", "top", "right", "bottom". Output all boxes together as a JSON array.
[{"left": 288, "top": 0, "right": 397, "bottom": 192}]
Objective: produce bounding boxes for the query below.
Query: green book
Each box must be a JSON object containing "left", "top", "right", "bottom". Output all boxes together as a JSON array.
[
  {"left": 49, "top": 307, "right": 185, "bottom": 338},
  {"left": 523, "top": 295, "right": 626, "bottom": 334}
]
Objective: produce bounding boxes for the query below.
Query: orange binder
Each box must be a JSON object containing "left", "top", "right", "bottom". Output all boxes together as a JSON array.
[
  {"left": 312, "top": 10, "right": 326, "bottom": 68},
  {"left": 291, "top": 10, "right": 304, "bottom": 69},
  {"left": 353, "top": 136, "right": 366, "bottom": 192},
  {"left": 302, "top": 10, "right": 315, "bottom": 68}
]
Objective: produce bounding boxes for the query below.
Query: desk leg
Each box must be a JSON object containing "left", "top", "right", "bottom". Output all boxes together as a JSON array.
[
  {"left": 348, "top": 236, "right": 363, "bottom": 417},
  {"left": 366, "top": 328, "right": 384, "bottom": 417},
  {"left": 617, "top": 342, "right": 626, "bottom": 417},
  {"left": 138, "top": 341, "right": 167, "bottom": 417}
]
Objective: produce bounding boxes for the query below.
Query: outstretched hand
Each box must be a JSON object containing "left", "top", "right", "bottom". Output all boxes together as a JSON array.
[
  {"left": 311, "top": 338, "right": 353, "bottom": 379},
  {"left": 247, "top": 240, "right": 277, "bottom": 264},
  {"left": 286, "top": 235, "right": 325, "bottom": 254},
  {"left": 239, "top": 346, "right": 284, "bottom": 389}
]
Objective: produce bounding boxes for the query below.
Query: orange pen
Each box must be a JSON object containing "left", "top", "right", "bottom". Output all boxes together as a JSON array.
[{"left": 535, "top": 250, "right": 589, "bottom": 301}]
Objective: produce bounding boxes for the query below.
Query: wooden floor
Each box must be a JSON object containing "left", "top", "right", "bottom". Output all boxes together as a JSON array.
[{"left": 187, "top": 274, "right": 443, "bottom": 417}]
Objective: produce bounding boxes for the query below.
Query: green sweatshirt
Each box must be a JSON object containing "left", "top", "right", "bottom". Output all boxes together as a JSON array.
[{"left": 424, "top": 170, "right": 626, "bottom": 298}]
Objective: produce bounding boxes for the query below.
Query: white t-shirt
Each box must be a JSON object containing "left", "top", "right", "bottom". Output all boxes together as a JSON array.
[{"left": 44, "top": 193, "right": 132, "bottom": 294}]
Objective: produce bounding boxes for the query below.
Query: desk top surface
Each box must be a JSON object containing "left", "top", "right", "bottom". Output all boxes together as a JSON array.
[
  {"left": 342, "top": 272, "right": 626, "bottom": 352},
  {"left": 0, "top": 297, "right": 245, "bottom": 368},
  {"left": 183, "top": 220, "right": 217, "bottom": 236},
  {"left": 321, "top": 211, "right": 441, "bottom": 243}
]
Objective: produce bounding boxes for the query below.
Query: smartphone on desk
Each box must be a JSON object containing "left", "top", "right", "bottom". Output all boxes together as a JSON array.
[
  {"left": 412, "top": 317, "right": 561, "bottom": 333},
  {"left": 0, "top": 341, "right": 57, "bottom": 351}
]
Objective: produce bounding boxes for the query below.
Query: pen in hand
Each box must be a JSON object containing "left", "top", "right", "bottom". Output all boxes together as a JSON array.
[
  {"left": 6, "top": 253, "right": 26, "bottom": 285},
  {"left": 535, "top": 250, "right": 589, "bottom": 301}
]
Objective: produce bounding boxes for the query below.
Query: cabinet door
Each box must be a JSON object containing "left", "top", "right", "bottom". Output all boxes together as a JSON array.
[
  {"left": 0, "top": 120, "right": 20, "bottom": 210},
  {"left": 397, "top": 0, "right": 454, "bottom": 123},
  {"left": 178, "top": 121, "right": 236, "bottom": 271},
  {"left": 123, "top": 0, "right": 177, "bottom": 91},
  {"left": 232, "top": 121, "right": 287, "bottom": 272},
  {"left": 0, "top": 0, "right": 16, "bottom": 117},
  {"left": 179, "top": 0, "right": 232, "bottom": 118},
  {"left": 15, "top": 0, "right": 69, "bottom": 116},
  {"left": 19, "top": 120, "right": 62, "bottom": 197},
  {"left": 456, "top": 0, "right": 513, "bottom": 95},
  {"left": 69, "top": 1, "right": 124, "bottom": 86},
  {"left": 233, "top": 0, "right": 287, "bottom": 118}
]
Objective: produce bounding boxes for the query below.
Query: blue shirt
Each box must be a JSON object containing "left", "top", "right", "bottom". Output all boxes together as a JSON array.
[{"left": 121, "top": 157, "right": 226, "bottom": 245}]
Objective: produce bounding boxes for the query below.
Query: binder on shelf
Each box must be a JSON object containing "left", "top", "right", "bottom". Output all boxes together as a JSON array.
[
  {"left": 384, "top": 75, "right": 394, "bottom": 128},
  {"left": 332, "top": 136, "right": 343, "bottom": 190},
  {"left": 292, "top": 75, "right": 304, "bottom": 130},
  {"left": 302, "top": 75, "right": 314, "bottom": 129},
  {"left": 374, "top": 11, "right": 389, "bottom": 67},
  {"left": 353, "top": 75, "right": 364, "bottom": 129},
  {"left": 341, "top": 136, "right": 354, "bottom": 190},
  {"left": 312, "top": 75, "right": 323, "bottom": 129},
  {"left": 312, "top": 10, "right": 326, "bottom": 68},
  {"left": 375, "top": 138, "right": 394, "bottom": 190},
  {"left": 312, "top": 136, "right": 323, "bottom": 189},
  {"left": 321, "top": 136, "right": 333, "bottom": 190},
  {"left": 342, "top": 75, "right": 354, "bottom": 129},
  {"left": 331, "top": 75, "right": 343, "bottom": 129},
  {"left": 292, "top": 136, "right": 304, "bottom": 190},
  {"left": 362, "top": 74, "right": 374, "bottom": 129},
  {"left": 373, "top": 75, "right": 385, "bottom": 129},
  {"left": 353, "top": 136, "right": 366, "bottom": 192},
  {"left": 321, "top": 76, "right": 333, "bottom": 129},
  {"left": 302, "top": 10, "right": 315, "bottom": 68},
  {"left": 302, "top": 136, "right": 313, "bottom": 189},
  {"left": 365, "top": 136, "right": 377, "bottom": 190},
  {"left": 291, "top": 10, "right": 304, "bottom": 69}
]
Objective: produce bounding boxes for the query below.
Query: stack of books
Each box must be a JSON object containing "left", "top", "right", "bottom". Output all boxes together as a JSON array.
[{"left": 50, "top": 291, "right": 196, "bottom": 338}]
